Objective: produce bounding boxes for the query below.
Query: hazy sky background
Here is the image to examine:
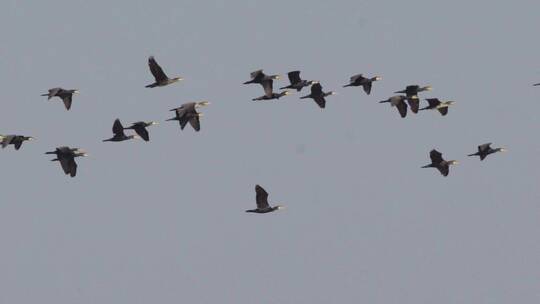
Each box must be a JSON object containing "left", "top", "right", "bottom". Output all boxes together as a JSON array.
[{"left": 1, "top": 0, "right": 539, "bottom": 303}]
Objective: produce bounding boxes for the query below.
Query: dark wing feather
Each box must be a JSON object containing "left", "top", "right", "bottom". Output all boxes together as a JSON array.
[
  {"left": 362, "top": 82, "right": 372, "bottom": 95},
  {"left": 437, "top": 107, "right": 448, "bottom": 116},
  {"left": 68, "top": 158, "right": 77, "bottom": 177},
  {"left": 133, "top": 125, "right": 150, "bottom": 141},
  {"left": 189, "top": 115, "right": 201, "bottom": 131},
  {"left": 426, "top": 98, "right": 441, "bottom": 108},
  {"left": 179, "top": 116, "right": 189, "bottom": 130},
  {"left": 112, "top": 119, "right": 125, "bottom": 136},
  {"left": 62, "top": 95, "right": 73, "bottom": 110},
  {"left": 148, "top": 56, "right": 169, "bottom": 82},
  {"left": 48, "top": 88, "right": 61, "bottom": 99},
  {"left": 478, "top": 143, "right": 492, "bottom": 153},
  {"left": 313, "top": 97, "right": 326, "bottom": 108},
  {"left": 288, "top": 71, "right": 301, "bottom": 84},
  {"left": 437, "top": 164, "right": 449, "bottom": 176},
  {"left": 250, "top": 69, "right": 264, "bottom": 79},
  {"left": 429, "top": 149, "right": 444, "bottom": 164},
  {"left": 396, "top": 100, "right": 407, "bottom": 118},
  {"left": 407, "top": 96, "right": 419, "bottom": 113},
  {"left": 261, "top": 79, "right": 274, "bottom": 97},
  {"left": 59, "top": 157, "right": 72, "bottom": 175},
  {"left": 14, "top": 140, "right": 22, "bottom": 150},
  {"left": 311, "top": 83, "right": 323, "bottom": 95},
  {"left": 350, "top": 74, "right": 363, "bottom": 83},
  {"left": 255, "top": 185, "right": 270, "bottom": 209}
]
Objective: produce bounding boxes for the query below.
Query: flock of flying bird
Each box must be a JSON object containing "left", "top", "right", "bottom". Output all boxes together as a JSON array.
[{"left": 1, "top": 56, "right": 511, "bottom": 213}]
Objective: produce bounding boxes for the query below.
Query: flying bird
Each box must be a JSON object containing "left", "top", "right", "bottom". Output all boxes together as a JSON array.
[
  {"left": 343, "top": 74, "right": 382, "bottom": 95},
  {"left": 300, "top": 83, "right": 335, "bottom": 108},
  {"left": 123, "top": 121, "right": 158, "bottom": 142},
  {"left": 421, "top": 149, "right": 458, "bottom": 176},
  {"left": 394, "top": 85, "right": 432, "bottom": 113},
  {"left": 379, "top": 95, "right": 408, "bottom": 118},
  {"left": 103, "top": 119, "right": 140, "bottom": 142},
  {"left": 468, "top": 143, "right": 506, "bottom": 161},
  {"left": 419, "top": 98, "right": 455, "bottom": 116},
  {"left": 0, "top": 135, "right": 34, "bottom": 150},
  {"left": 534, "top": 83, "right": 540, "bottom": 86},
  {"left": 167, "top": 101, "right": 210, "bottom": 132},
  {"left": 41, "top": 88, "right": 79, "bottom": 110},
  {"left": 145, "top": 56, "right": 183, "bottom": 88},
  {"left": 252, "top": 91, "right": 291, "bottom": 101},
  {"left": 45, "top": 146, "right": 88, "bottom": 177},
  {"left": 280, "top": 71, "right": 318, "bottom": 92},
  {"left": 246, "top": 185, "right": 285, "bottom": 214},
  {"left": 243, "top": 69, "right": 280, "bottom": 96}
]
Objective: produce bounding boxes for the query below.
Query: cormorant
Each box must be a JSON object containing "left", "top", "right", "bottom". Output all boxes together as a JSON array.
[
  {"left": 280, "top": 71, "right": 318, "bottom": 92},
  {"left": 167, "top": 101, "right": 209, "bottom": 132},
  {"left": 246, "top": 185, "right": 284, "bottom": 214},
  {"left": 534, "top": 83, "right": 540, "bottom": 86},
  {"left": 45, "top": 146, "right": 88, "bottom": 177},
  {"left": 252, "top": 91, "right": 291, "bottom": 101},
  {"left": 379, "top": 95, "right": 408, "bottom": 118},
  {"left": 103, "top": 119, "right": 140, "bottom": 142},
  {"left": 394, "top": 85, "right": 432, "bottom": 113},
  {"left": 41, "top": 88, "right": 79, "bottom": 110},
  {"left": 300, "top": 83, "right": 335, "bottom": 108},
  {"left": 243, "top": 70, "right": 280, "bottom": 96},
  {"left": 343, "top": 74, "right": 382, "bottom": 95},
  {"left": 421, "top": 149, "right": 458, "bottom": 176},
  {"left": 145, "top": 56, "right": 183, "bottom": 88},
  {"left": 419, "top": 98, "right": 455, "bottom": 116},
  {"left": 468, "top": 143, "right": 506, "bottom": 160},
  {"left": 123, "top": 121, "right": 158, "bottom": 142},
  {"left": 0, "top": 135, "right": 34, "bottom": 150}
]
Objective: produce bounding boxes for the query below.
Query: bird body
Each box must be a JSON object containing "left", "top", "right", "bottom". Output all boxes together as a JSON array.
[
  {"left": 243, "top": 69, "right": 280, "bottom": 97},
  {"left": 45, "top": 146, "right": 87, "bottom": 177},
  {"left": 343, "top": 74, "right": 381, "bottom": 95},
  {"left": 124, "top": 121, "right": 157, "bottom": 142},
  {"left": 0, "top": 135, "right": 34, "bottom": 150},
  {"left": 42, "top": 87, "right": 79, "bottom": 110},
  {"left": 394, "top": 85, "right": 431, "bottom": 113},
  {"left": 246, "top": 185, "right": 284, "bottom": 214},
  {"left": 280, "top": 71, "right": 318, "bottom": 92},
  {"left": 103, "top": 119, "right": 140, "bottom": 142},
  {"left": 145, "top": 56, "right": 183, "bottom": 88},
  {"left": 422, "top": 149, "right": 458, "bottom": 176},
  {"left": 379, "top": 95, "right": 408, "bottom": 118},
  {"left": 420, "top": 98, "right": 455, "bottom": 116},
  {"left": 252, "top": 91, "right": 290, "bottom": 101},
  {"left": 167, "top": 101, "right": 209, "bottom": 131},
  {"left": 300, "top": 83, "right": 335, "bottom": 108},
  {"left": 468, "top": 143, "right": 506, "bottom": 160}
]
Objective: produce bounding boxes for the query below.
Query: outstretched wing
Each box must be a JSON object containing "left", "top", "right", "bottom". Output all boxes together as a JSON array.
[
  {"left": 313, "top": 96, "right": 326, "bottom": 108},
  {"left": 68, "top": 158, "right": 78, "bottom": 177},
  {"left": 255, "top": 185, "right": 270, "bottom": 209},
  {"left": 311, "top": 83, "right": 323, "bottom": 95},
  {"left": 437, "top": 164, "right": 449, "bottom": 177},
  {"left": 362, "top": 82, "right": 372, "bottom": 95},
  {"left": 189, "top": 115, "right": 201, "bottom": 131},
  {"left": 148, "top": 56, "right": 169, "bottom": 82},
  {"left": 406, "top": 96, "right": 419, "bottom": 113},
  {"left": 287, "top": 71, "right": 301, "bottom": 84},
  {"left": 261, "top": 79, "right": 274, "bottom": 97},
  {"left": 429, "top": 149, "right": 444, "bottom": 164},
  {"left": 61, "top": 95, "right": 73, "bottom": 110},
  {"left": 112, "top": 119, "right": 126, "bottom": 136},
  {"left": 350, "top": 74, "right": 364, "bottom": 83},
  {"left": 396, "top": 100, "right": 407, "bottom": 118},
  {"left": 426, "top": 98, "right": 441, "bottom": 108},
  {"left": 478, "top": 143, "right": 492, "bottom": 153},
  {"left": 437, "top": 107, "right": 448, "bottom": 116},
  {"left": 133, "top": 125, "right": 149, "bottom": 141},
  {"left": 14, "top": 139, "right": 23, "bottom": 150}
]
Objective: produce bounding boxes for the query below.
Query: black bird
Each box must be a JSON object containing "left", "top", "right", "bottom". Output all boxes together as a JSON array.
[
  {"left": 167, "top": 101, "right": 210, "bottom": 132},
  {"left": 252, "top": 91, "right": 291, "bottom": 101},
  {"left": 45, "top": 146, "right": 88, "bottom": 177},
  {"left": 420, "top": 98, "right": 455, "bottom": 116},
  {"left": 246, "top": 185, "right": 284, "bottom": 214},
  {"left": 103, "top": 119, "right": 140, "bottom": 142},
  {"left": 243, "top": 69, "right": 280, "bottom": 95},
  {"left": 468, "top": 143, "right": 506, "bottom": 161},
  {"left": 123, "top": 121, "right": 158, "bottom": 142},
  {"left": 534, "top": 83, "right": 540, "bottom": 86},
  {"left": 343, "top": 74, "right": 382, "bottom": 95},
  {"left": 0, "top": 135, "right": 34, "bottom": 150},
  {"left": 41, "top": 88, "right": 79, "bottom": 110},
  {"left": 145, "top": 56, "right": 183, "bottom": 88},
  {"left": 394, "top": 85, "right": 432, "bottom": 113},
  {"left": 379, "top": 95, "right": 408, "bottom": 118},
  {"left": 422, "top": 149, "right": 458, "bottom": 177},
  {"left": 280, "top": 71, "right": 318, "bottom": 92},
  {"left": 300, "top": 83, "right": 335, "bottom": 108}
]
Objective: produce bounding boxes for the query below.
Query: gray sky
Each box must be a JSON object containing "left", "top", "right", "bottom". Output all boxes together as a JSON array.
[{"left": 1, "top": 0, "right": 539, "bottom": 303}]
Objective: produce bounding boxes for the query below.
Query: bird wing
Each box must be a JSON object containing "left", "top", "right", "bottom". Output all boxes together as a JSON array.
[
  {"left": 1, "top": 135, "right": 14, "bottom": 148},
  {"left": 426, "top": 98, "right": 441, "bottom": 108},
  {"left": 313, "top": 96, "right": 326, "bottom": 108},
  {"left": 14, "top": 139, "right": 23, "bottom": 150},
  {"left": 437, "top": 107, "right": 448, "bottom": 116},
  {"left": 478, "top": 143, "right": 492, "bottom": 153},
  {"left": 255, "top": 185, "right": 270, "bottom": 209},
  {"left": 61, "top": 95, "right": 73, "bottom": 110},
  {"left": 437, "top": 163, "right": 449, "bottom": 176},
  {"left": 179, "top": 116, "right": 189, "bottom": 130},
  {"left": 68, "top": 158, "right": 78, "bottom": 177},
  {"left": 59, "top": 156, "right": 72, "bottom": 175},
  {"left": 133, "top": 125, "right": 149, "bottom": 141},
  {"left": 429, "top": 149, "right": 444, "bottom": 164},
  {"left": 350, "top": 74, "right": 363, "bottom": 83},
  {"left": 250, "top": 69, "right": 264, "bottom": 79},
  {"left": 261, "top": 79, "right": 274, "bottom": 97},
  {"left": 148, "top": 56, "right": 169, "bottom": 82},
  {"left": 287, "top": 71, "right": 301, "bottom": 84},
  {"left": 362, "top": 82, "right": 372, "bottom": 95},
  {"left": 406, "top": 96, "right": 419, "bottom": 113},
  {"left": 48, "top": 87, "right": 61, "bottom": 98},
  {"left": 311, "top": 83, "right": 323, "bottom": 95},
  {"left": 189, "top": 115, "right": 201, "bottom": 131},
  {"left": 112, "top": 119, "right": 126, "bottom": 136},
  {"left": 396, "top": 100, "right": 407, "bottom": 118}
]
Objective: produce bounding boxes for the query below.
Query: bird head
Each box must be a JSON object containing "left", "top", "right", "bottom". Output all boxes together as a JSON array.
[
  {"left": 276, "top": 205, "right": 285, "bottom": 210},
  {"left": 374, "top": 76, "right": 382, "bottom": 81},
  {"left": 498, "top": 147, "right": 507, "bottom": 153},
  {"left": 24, "top": 136, "right": 35, "bottom": 141},
  {"left": 172, "top": 77, "right": 184, "bottom": 82},
  {"left": 271, "top": 75, "right": 281, "bottom": 80},
  {"left": 196, "top": 101, "right": 210, "bottom": 107},
  {"left": 449, "top": 160, "right": 459, "bottom": 165},
  {"left": 446, "top": 101, "right": 456, "bottom": 106},
  {"left": 310, "top": 80, "right": 320, "bottom": 85},
  {"left": 73, "top": 90, "right": 80, "bottom": 94},
  {"left": 422, "top": 85, "right": 432, "bottom": 91},
  {"left": 148, "top": 121, "right": 159, "bottom": 126}
]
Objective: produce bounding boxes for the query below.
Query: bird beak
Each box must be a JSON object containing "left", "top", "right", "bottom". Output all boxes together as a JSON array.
[
  {"left": 500, "top": 148, "right": 507, "bottom": 152},
  {"left": 375, "top": 76, "right": 382, "bottom": 81},
  {"left": 28, "top": 137, "right": 35, "bottom": 141},
  {"left": 151, "top": 121, "right": 159, "bottom": 125},
  {"left": 277, "top": 205, "right": 285, "bottom": 210}
]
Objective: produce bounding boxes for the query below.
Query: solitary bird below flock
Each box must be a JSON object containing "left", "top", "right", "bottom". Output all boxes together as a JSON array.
[
  {"left": 379, "top": 95, "right": 408, "bottom": 118},
  {"left": 42, "top": 88, "right": 79, "bottom": 110},
  {"left": 343, "top": 74, "right": 382, "bottom": 95},
  {"left": 45, "top": 146, "right": 88, "bottom": 177},
  {"left": 123, "top": 121, "right": 158, "bottom": 142},
  {"left": 420, "top": 98, "right": 455, "bottom": 116},
  {"left": 103, "top": 119, "right": 140, "bottom": 142},
  {"left": 167, "top": 101, "right": 209, "bottom": 132},
  {"left": 422, "top": 149, "right": 458, "bottom": 177},
  {"left": 0, "top": 135, "right": 34, "bottom": 150},
  {"left": 468, "top": 143, "right": 506, "bottom": 161},
  {"left": 145, "top": 56, "right": 183, "bottom": 88},
  {"left": 300, "top": 83, "right": 335, "bottom": 108},
  {"left": 280, "top": 71, "right": 318, "bottom": 92},
  {"left": 246, "top": 185, "right": 284, "bottom": 214}
]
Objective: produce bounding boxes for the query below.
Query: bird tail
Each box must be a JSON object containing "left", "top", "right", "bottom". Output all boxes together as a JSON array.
[
  {"left": 379, "top": 100, "right": 390, "bottom": 103},
  {"left": 166, "top": 117, "right": 176, "bottom": 121},
  {"left": 394, "top": 90, "right": 405, "bottom": 94},
  {"left": 41, "top": 93, "right": 49, "bottom": 96},
  {"left": 145, "top": 83, "right": 157, "bottom": 88},
  {"left": 300, "top": 95, "right": 310, "bottom": 99},
  {"left": 343, "top": 84, "right": 352, "bottom": 87},
  {"left": 243, "top": 80, "right": 253, "bottom": 85},
  {"left": 421, "top": 164, "right": 431, "bottom": 168},
  {"left": 467, "top": 153, "right": 477, "bottom": 157}
]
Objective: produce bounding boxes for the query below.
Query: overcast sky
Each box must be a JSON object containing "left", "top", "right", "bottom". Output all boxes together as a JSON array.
[{"left": 1, "top": 0, "right": 539, "bottom": 303}]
